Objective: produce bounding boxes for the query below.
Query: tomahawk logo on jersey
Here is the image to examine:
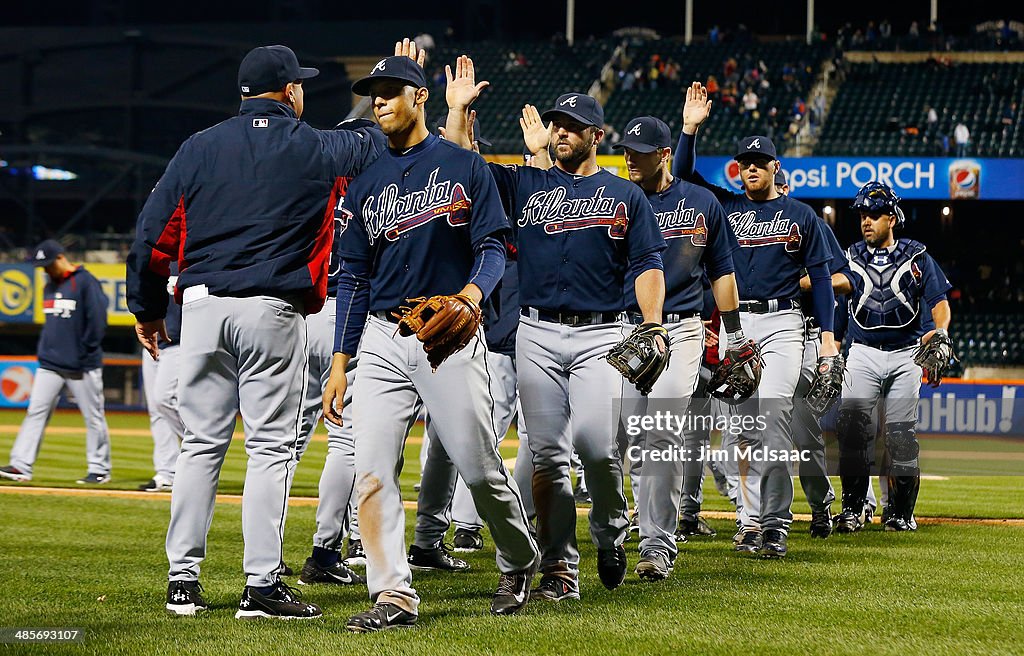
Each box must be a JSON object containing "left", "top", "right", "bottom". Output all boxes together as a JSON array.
[
  {"left": 520, "top": 186, "right": 628, "bottom": 238},
  {"left": 362, "top": 167, "right": 472, "bottom": 243}
]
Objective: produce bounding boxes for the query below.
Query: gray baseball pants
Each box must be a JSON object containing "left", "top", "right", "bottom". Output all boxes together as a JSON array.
[
  {"left": 166, "top": 289, "right": 307, "bottom": 589},
  {"left": 9, "top": 367, "right": 111, "bottom": 478}
]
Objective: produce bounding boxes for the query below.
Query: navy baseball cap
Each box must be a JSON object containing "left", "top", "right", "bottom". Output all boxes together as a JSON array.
[
  {"left": 352, "top": 56, "right": 428, "bottom": 96},
  {"left": 613, "top": 116, "right": 671, "bottom": 153},
  {"left": 238, "top": 45, "right": 319, "bottom": 96},
  {"left": 774, "top": 169, "right": 788, "bottom": 186},
  {"left": 735, "top": 135, "right": 777, "bottom": 161},
  {"left": 542, "top": 93, "right": 604, "bottom": 128},
  {"left": 29, "top": 239, "right": 64, "bottom": 267}
]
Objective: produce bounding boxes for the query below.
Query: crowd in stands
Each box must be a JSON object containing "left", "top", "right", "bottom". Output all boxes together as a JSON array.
[{"left": 832, "top": 18, "right": 1022, "bottom": 52}]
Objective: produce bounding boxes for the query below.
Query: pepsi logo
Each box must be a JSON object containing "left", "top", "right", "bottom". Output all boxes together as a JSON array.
[
  {"left": 952, "top": 168, "right": 976, "bottom": 189},
  {"left": 724, "top": 160, "right": 743, "bottom": 190}
]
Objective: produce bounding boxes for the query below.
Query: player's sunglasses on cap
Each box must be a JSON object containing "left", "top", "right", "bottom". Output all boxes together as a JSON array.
[
  {"left": 28, "top": 239, "right": 64, "bottom": 267},
  {"left": 352, "top": 56, "right": 428, "bottom": 96},
  {"left": 238, "top": 45, "right": 319, "bottom": 96},
  {"left": 735, "top": 135, "right": 777, "bottom": 161},
  {"left": 541, "top": 93, "right": 604, "bottom": 129},
  {"left": 612, "top": 116, "right": 671, "bottom": 153}
]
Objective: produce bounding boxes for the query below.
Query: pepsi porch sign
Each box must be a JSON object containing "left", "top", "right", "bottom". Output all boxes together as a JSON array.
[{"left": 696, "top": 157, "right": 1023, "bottom": 201}]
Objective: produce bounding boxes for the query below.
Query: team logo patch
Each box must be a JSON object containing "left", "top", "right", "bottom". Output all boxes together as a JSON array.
[
  {"left": 627, "top": 123, "right": 642, "bottom": 136},
  {"left": 43, "top": 293, "right": 77, "bottom": 318},
  {"left": 656, "top": 200, "right": 707, "bottom": 245},
  {"left": 728, "top": 209, "right": 801, "bottom": 251},
  {"left": 372, "top": 59, "right": 387, "bottom": 73},
  {"left": 252, "top": 118, "right": 269, "bottom": 128},
  {"left": 747, "top": 138, "right": 761, "bottom": 149},
  {"left": 362, "top": 168, "right": 471, "bottom": 244},
  {"left": 519, "top": 186, "right": 629, "bottom": 239},
  {"left": 560, "top": 95, "right": 578, "bottom": 107}
]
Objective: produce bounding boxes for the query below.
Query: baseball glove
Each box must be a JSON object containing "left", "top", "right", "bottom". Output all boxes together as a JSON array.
[
  {"left": 707, "top": 339, "right": 763, "bottom": 404},
  {"left": 804, "top": 354, "right": 846, "bottom": 417},
  {"left": 604, "top": 323, "right": 671, "bottom": 396},
  {"left": 913, "top": 331, "right": 958, "bottom": 388},
  {"left": 394, "top": 294, "right": 482, "bottom": 371}
]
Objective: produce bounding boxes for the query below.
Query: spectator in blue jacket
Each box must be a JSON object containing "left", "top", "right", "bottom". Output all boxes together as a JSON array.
[{"left": 1, "top": 240, "right": 111, "bottom": 484}]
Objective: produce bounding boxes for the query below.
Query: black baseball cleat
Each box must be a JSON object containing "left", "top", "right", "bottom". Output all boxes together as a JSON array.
[
  {"left": 635, "top": 551, "right": 673, "bottom": 581},
  {"left": 346, "top": 602, "right": 417, "bottom": 632},
  {"left": 298, "top": 557, "right": 366, "bottom": 586},
  {"left": 490, "top": 569, "right": 534, "bottom": 615},
  {"left": 530, "top": 574, "right": 580, "bottom": 602},
  {"left": 452, "top": 528, "right": 484, "bottom": 553},
  {"left": 0, "top": 465, "right": 31, "bottom": 482},
  {"left": 734, "top": 530, "right": 762, "bottom": 555},
  {"left": 279, "top": 561, "right": 294, "bottom": 576},
  {"left": 758, "top": 529, "right": 788, "bottom": 559},
  {"left": 833, "top": 510, "right": 864, "bottom": 533},
  {"left": 345, "top": 538, "right": 366, "bottom": 567},
  {"left": 234, "top": 582, "right": 321, "bottom": 620},
  {"left": 676, "top": 515, "right": 716, "bottom": 539},
  {"left": 884, "top": 516, "right": 917, "bottom": 532},
  {"left": 76, "top": 472, "right": 110, "bottom": 484},
  {"left": 408, "top": 542, "right": 470, "bottom": 572},
  {"left": 166, "top": 580, "right": 207, "bottom": 616},
  {"left": 810, "top": 507, "right": 834, "bottom": 538},
  {"left": 596, "top": 545, "right": 627, "bottom": 590}
]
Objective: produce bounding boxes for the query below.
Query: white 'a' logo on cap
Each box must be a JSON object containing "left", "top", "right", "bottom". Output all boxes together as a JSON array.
[
  {"left": 747, "top": 138, "right": 761, "bottom": 149},
  {"left": 241, "top": 85, "right": 249, "bottom": 93},
  {"left": 627, "top": 123, "right": 642, "bottom": 136},
  {"left": 36, "top": 250, "right": 45, "bottom": 260},
  {"left": 373, "top": 59, "right": 387, "bottom": 73},
  {"left": 560, "top": 95, "right": 578, "bottom": 107}
]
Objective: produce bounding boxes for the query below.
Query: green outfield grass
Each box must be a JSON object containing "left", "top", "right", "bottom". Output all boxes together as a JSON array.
[
  {"left": 2, "top": 410, "right": 1023, "bottom": 518},
  {"left": 1, "top": 410, "right": 1024, "bottom": 654}
]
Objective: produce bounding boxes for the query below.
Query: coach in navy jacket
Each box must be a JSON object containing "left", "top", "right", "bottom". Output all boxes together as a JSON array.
[{"left": 1, "top": 240, "right": 112, "bottom": 484}]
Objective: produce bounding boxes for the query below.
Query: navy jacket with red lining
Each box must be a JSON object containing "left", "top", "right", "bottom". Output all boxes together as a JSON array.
[{"left": 127, "top": 98, "right": 382, "bottom": 320}]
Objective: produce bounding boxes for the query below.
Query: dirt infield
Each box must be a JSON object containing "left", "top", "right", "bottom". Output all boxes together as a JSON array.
[{"left": 2, "top": 484, "right": 1021, "bottom": 526}]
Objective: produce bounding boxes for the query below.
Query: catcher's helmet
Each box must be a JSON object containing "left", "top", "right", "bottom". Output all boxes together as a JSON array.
[{"left": 851, "top": 181, "right": 905, "bottom": 227}]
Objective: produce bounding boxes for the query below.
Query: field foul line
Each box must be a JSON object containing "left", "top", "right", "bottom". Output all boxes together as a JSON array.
[{"left": 1, "top": 485, "right": 1022, "bottom": 526}]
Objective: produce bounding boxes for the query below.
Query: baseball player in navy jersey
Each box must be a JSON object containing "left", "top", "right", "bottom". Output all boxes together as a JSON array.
[
  {"left": 612, "top": 116, "right": 742, "bottom": 580},
  {"left": 127, "top": 44, "right": 384, "bottom": 620},
  {"left": 139, "top": 269, "right": 184, "bottom": 492},
  {"left": 833, "top": 182, "right": 953, "bottom": 533},
  {"left": 1, "top": 240, "right": 111, "bottom": 485},
  {"left": 322, "top": 51, "right": 538, "bottom": 632},
  {"left": 676, "top": 82, "right": 840, "bottom": 559},
  {"left": 445, "top": 64, "right": 668, "bottom": 599}
]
